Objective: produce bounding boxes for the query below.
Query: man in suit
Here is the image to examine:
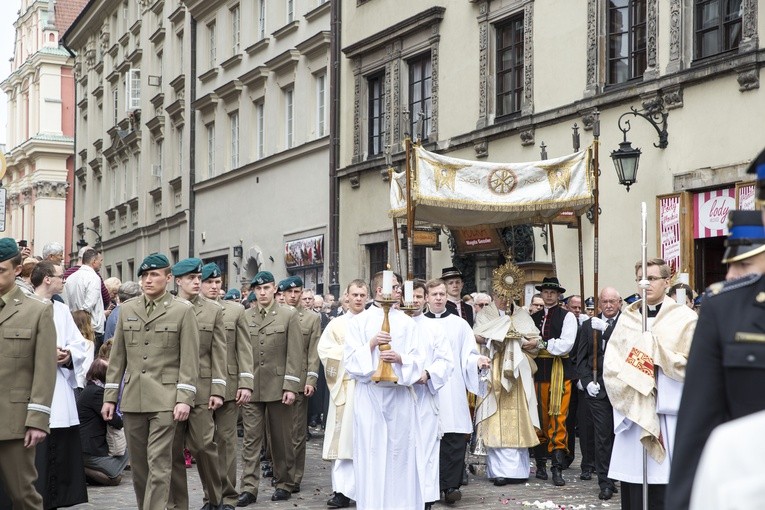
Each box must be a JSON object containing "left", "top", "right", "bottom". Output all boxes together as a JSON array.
[
  {"left": 237, "top": 271, "right": 303, "bottom": 505},
  {"left": 278, "top": 276, "right": 320, "bottom": 493},
  {"left": 102, "top": 253, "right": 200, "bottom": 510},
  {"left": 0, "top": 238, "right": 57, "bottom": 509},
  {"left": 199, "top": 263, "right": 253, "bottom": 510},
  {"left": 441, "top": 267, "right": 474, "bottom": 327},
  {"left": 667, "top": 209, "right": 765, "bottom": 510},
  {"left": 167, "top": 258, "right": 227, "bottom": 510},
  {"left": 576, "top": 287, "right": 622, "bottom": 500}
]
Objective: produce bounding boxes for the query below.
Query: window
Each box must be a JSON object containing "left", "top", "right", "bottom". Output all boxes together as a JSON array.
[
  {"left": 367, "top": 72, "right": 385, "bottom": 156},
  {"left": 109, "top": 166, "right": 118, "bottom": 207},
  {"left": 208, "top": 22, "right": 216, "bottom": 68},
  {"left": 207, "top": 122, "right": 215, "bottom": 177},
  {"left": 112, "top": 87, "right": 119, "bottom": 124},
  {"left": 176, "top": 33, "right": 184, "bottom": 75},
  {"left": 496, "top": 15, "right": 524, "bottom": 116},
  {"left": 231, "top": 5, "right": 240, "bottom": 54},
  {"left": 608, "top": 0, "right": 647, "bottom": 84},
  {"left": 413, "top": 246, "right": 427, "bottom": 280},
  {"left": 177, "top": 128, "right": 183, "bottom": 176},
  {"left": 125, "top": 69, "right": 140, "bottom": 111},
  {"left": 408, "top": 54, "right": 432, "bottom": 140},
  {"left": 285, "top": 87, "right": 294, "bottom": 148},
  {"left": 258, "top": 0, "right": 266, "bottom": 40},
  {"left": 287, "top": 0, "right": 295, "bottom": 23},
  {"left": 316, "top": 73, "right": 326, "bottom": 137},
  {"left": 256, "top": 102, "right": 265, "bottom": 159},
  {"left": 695, "top": 0, "right": 742, "bottom": 59},
  {"left": 229, "top": 111, "right": 239, "bottom": 169},
  {"left": 368, "top": 242, "right": 388, "bottom": 277}
]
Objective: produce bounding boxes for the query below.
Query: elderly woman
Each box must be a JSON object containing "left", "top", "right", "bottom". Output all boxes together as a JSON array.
[{"left": 77, "top": 358, "right": 129, "bottom": 486}]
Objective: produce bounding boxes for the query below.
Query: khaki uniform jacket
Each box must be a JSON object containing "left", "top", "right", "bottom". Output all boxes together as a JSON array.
[
  {"left": 105, "top": 292, "right": 200, "bottom": 411},
  {"left": 295, "top": 305, "right": 321, "bottom": 389},
  {"left": 0, "top": 286, "right": 57, "bottom": 439},
  {"left": 246, "top": 302, "right": 303, "bottom": 401},
  {"left": 191, "top": 295, "right": 227, "bottom": 404},
  {"left": 220, "top": 300, "right": 254, "bottom": 401}
]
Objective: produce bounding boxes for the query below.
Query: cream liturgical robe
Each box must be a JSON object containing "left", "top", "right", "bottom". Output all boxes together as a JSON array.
[
  {"left": 412, "top": 314, "right": 454, "bottom": 504},
  {"left": 474, "top": 304, "right": 541, "bottom": 478},
  {"left": 603, "top": 296, "right": 697, "bottom": 484},
  {"left": 344, "top": 305, "right": 424, "bottom": 510}
]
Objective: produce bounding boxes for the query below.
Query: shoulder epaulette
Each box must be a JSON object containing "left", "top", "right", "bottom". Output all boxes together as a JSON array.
[
  {"left": 200, "top": 295, "right": 224, "bottom": 309},
  {"left": 172, "top": 295, "right": 193, "bottom": 306},
  {"left": 26, "top": 293, "right": 49, "bottom": 304},
  {"left": 123, "top": 295, "right": 142, "bottom": 304},
  {"left": 705, "top": 273, "right": 762, "bottom": 298}
]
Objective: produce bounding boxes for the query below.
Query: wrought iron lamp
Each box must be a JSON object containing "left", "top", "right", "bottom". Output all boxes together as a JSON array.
[{"left": 610, "top": 106, "right": 669, "bottom": 192}]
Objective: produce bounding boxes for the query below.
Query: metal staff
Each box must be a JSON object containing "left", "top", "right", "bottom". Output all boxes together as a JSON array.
[{"left": 639, "top": 201, "right": 650, "bottom": 510}]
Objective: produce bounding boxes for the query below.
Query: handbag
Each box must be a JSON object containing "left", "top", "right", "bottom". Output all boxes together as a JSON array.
[{"left": 105, "top": 425, "right": 127, "bottom": 457}]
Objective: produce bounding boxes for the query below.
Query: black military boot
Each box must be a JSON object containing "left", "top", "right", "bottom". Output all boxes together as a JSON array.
[
  {"left": 534, "top": 445, "right": 548, "bottom": 480},
  {"left": 551, "top": 449, "right": 566, "bottom": 486}
]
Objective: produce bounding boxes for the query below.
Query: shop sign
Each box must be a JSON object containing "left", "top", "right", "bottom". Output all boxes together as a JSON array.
[
  {"left": 451, "top": 228, "right": 505, "bottom": 254},
  {"left": 736, "top": 182, "right": 755, "bottom": 210},
  {"left": 658, "top": 195, "right": 681, "bottom": 273},
  {"left": 285, "top": 235, "right": 324, "bottom": 268},
  {"left": 693, "top": 188, "right": 735, "bottom": 239}
]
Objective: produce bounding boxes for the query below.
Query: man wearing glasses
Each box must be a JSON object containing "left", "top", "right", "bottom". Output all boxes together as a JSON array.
[{"left": 602, "top": 258, "right": 697, "bottom": 510}]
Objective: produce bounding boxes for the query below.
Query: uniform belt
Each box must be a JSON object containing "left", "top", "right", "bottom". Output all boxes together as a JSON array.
[{"left": 537, "top": 351, "right": 569, "bottom": 359}]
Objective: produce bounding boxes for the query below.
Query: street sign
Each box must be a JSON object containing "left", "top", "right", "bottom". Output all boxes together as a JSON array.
[{"left": 0, "top": 187, "right": 6, "bottom": 232}]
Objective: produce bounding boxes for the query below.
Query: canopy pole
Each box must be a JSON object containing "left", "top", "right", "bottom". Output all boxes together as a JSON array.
[
  {"left": 548, "top": 222, "right": 557, "bottom": 276},
  {"left": 405, "top": 138, "right": 415, "bottom": 280},
  {"left": 392, "top": 215, "right": 401, "bottom": 274},
  {"left": 577, "top": 216, "right": 585, "bottom": 299},
  {"left": 592, "top": 111, "right": 601, "bottom": 384}
]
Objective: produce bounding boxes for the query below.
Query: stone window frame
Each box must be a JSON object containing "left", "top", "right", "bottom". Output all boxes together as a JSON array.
[
  {"left": 476, "top": 0, "right": 535, "bottom": 129},
  {"left": 343, "top": 7, "right": 444, "bottom": 164},
  {"left": 605, "top": 0, "right": 648, "bottom": 86}
]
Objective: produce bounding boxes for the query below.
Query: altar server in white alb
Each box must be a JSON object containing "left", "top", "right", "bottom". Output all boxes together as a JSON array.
[
  {"left": 409, "top": 280, "right": 454, "bottom": 510},
  {"left": 422, "top": 278, "right": 489, "bottom": 503},
  {"left": 603, "top": 258, "right": 697, "bottom": 510},
  {"left": 317, "top": 279, "right": 370, "bottom": 509},
  {"left": 344, "top": 271, "right": 425, "bottom": 510}
]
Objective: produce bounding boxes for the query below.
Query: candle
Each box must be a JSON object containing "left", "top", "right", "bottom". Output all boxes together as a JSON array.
[
  {"left": 382, "top": 270, "right": 393, "bottom": 295},
  {"left": 404, "top": 280, "right": 413, "bottom": 303}
]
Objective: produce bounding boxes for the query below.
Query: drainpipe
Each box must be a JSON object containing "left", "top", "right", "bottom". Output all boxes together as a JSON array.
[
  {"left": 188, "top": 16, "right": 197, "bottom": 257},
  {"left": 328, "top": 0, "right": 341, "bottom": 299}
]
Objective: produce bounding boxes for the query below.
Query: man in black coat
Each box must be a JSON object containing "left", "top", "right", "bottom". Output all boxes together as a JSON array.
[{"left": 576, "top": 287, "right": 622, "bottom": 501}]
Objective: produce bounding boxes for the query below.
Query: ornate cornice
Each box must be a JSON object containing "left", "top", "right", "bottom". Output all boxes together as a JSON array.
[{"left": 33, "top": 180, "right": 68, "bottom": 199}]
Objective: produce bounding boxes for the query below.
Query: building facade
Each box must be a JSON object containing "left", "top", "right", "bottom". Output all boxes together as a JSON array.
[
  {"left": 1, "top": 0, "right": 86, "bottom": 258},
  {"left": 337, "top": 0, "right": 765, "bottom": 297},
  {"left": 183, "top": 0, "right": 331, "bottom": 292},
  {"left": 63, "top": 0, "right": 194, "bottom": 279}
]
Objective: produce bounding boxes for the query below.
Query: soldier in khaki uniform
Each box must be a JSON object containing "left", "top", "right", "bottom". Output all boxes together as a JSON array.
[
  {"left": 278, "top": 276, "right": 321, "bottom": 492},
  {"left": 237, "top": 271, "right": 303, "bottom": 506},
  {"left": 0, "top": 238, "right": 57, "bottom": 510},
  {"left": 167, "top": 258, "right": 228, "bottom": 510},
  {"left": 199, "top": 263, "right": 253, "bottom": 510},
  {"left": 102, "top": 253, "right": 200, "bottom": 510}
]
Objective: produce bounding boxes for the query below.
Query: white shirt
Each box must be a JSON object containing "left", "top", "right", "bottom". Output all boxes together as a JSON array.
[
  {"left": 63, "top": 264, "right": 105, "bottom": 334},
  {"left": 540, "top": 306, "right": 577, "bottom": 356}
]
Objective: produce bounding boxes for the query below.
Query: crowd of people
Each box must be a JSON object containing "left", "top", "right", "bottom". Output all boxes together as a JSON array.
[{"left": 2, "top": 194, "right": 765, "bottom": 510}]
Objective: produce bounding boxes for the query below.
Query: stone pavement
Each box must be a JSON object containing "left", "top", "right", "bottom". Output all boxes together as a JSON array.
[{"left": 70, "top": 429, "right": 617, "bottom": 509}]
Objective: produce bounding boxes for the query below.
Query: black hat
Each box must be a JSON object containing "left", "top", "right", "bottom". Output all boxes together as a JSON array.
[
  {"left": 535, "top": 276, "right": 566, "bottom": 294},
  {"left": 624, "top": 293, "right": 640, "bottom": 304},
  {"left": 746, "top": 147, "right": 765, "bottom": 201},
  {"left": 584, "top": 296, "right": 595, "bottom": 309},
  {"left": 441, "top": 266, "right": 463, "bottom": 280},
  {"left": 722, "top": 210, "right": 765, "bottom": 263}
]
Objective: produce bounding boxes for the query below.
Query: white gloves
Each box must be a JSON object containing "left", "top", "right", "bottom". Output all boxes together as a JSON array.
[
  {"left": 576, "top": 380, "right": 584, "bottom": 391},
  {"left": 590, "top": 316, "right": 609, "bottom": 332},
  {"left": 578, "top": 314, "right": 588, "bottom": 326},
  {"left": 586, "top": 381, "right": 601, "bottom": 398}
]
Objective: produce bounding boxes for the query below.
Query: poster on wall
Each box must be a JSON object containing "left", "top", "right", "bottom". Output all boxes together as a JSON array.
[
  {"left": 285, "top": 235, "right": 324, "bottom": 268},
  {"left": 736, "top": 181, "right": 755, "bottom": 210},
  {"left": 693, "top": 187, "right": 735, "bottom": 239},
  {"left": 658, "top": 194, "right": 682, "bottom": 274}
]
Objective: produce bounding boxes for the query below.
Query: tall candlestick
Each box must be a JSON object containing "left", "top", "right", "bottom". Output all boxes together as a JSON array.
[
  {"left": 382, "top": 270, "right": 393, "bottom": 295},
  {"left": 404, "top": 280, "right": 413, "bottom": 303}
]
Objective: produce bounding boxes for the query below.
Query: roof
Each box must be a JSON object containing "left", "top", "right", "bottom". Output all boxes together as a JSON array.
[{"left": 55, "top": 0, "right": 89, "bottom": 36}]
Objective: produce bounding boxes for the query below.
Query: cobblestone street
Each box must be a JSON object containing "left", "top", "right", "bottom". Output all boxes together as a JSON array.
[{"left": 70, "top": 429, "right": 616, "bottom": 509}]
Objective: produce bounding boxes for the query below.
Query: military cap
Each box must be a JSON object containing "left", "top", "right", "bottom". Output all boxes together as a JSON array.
[
  {"left": 0, "top": 238, "right": 20, "bottom": 262},
  {"left": 201, "top": 262, "right": 221, "bottom": 281},
  {"left": 250, "top": 271, "right": 275, "bottom": 287},
  {"left": 624, "top": 293, "right": 640, "bottom": 304},
  {"left": 224, "top": 288, "right": 241, "bottom": 300},
  {"left": 746, "top": 147, "right": 765, "bottom": 201},
  {"left": 584, "top": 296, "right": 595, "bottom": 309},
  {"left": 693, "top": 294, "right": 703, "bottom": 308},
  {"left": 138, "top": 253, "right": 170, "bottom": 276},
  {"left": 247, "top": 291, "right": 257, "bottom": 302},
  {"left": 280, "top": 275, "right": 304, "bottom": 291},
  {"left": 722, "top": 210, "right": 765, "bottom": 263},
  {"left": 172, "top": 257, "right": 204, "bottom": 277}
]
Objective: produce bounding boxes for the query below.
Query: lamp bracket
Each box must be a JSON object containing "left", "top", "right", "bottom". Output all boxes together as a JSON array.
[{"left": 617, "top": 106, "right": 668, "bottom": 149}]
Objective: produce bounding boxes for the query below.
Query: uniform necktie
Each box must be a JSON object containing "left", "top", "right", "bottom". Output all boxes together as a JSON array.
[
  {"left": 260, "top": 308, "right": 266, "bottom": 321},
  {"left": 147, "top": 300, "right": 156, "bottom": 317},
  {"left": 607, "top": 318, "right": 615, "bottom": 327}
]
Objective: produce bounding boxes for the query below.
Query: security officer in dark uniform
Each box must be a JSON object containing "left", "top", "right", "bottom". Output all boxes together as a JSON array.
[
  {"left": 237, "top": 271, "right": 303, "bottom": 505},
  {"left": 103, "top": 253, "right": 200, "bottom": 510},
  {"left": 0, "top": 238, "right": 57, "bottom": 509},
  {"left": 667, "top": 204, "right": 765, "bottom": 509},
  {"left": 278, "top": 276, "right": 321, "bottom": 493},
  {"left": 167, "top": 258, "right": 227, "bottom": 510}
]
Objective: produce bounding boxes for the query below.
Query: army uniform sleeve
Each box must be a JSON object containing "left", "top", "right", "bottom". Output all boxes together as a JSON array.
[
  {"left": 27, "top": 303, "right": 57, "bottom": 433},
  {"left": 305, "top": 313, "right": 321, "bottom": 388},
  {"left": 210, "top": 306, "right": 228, "bottom": 398},
  {"left": 235, "top": 307, "right": 254, "bottom": 390},
  {"left": 104, "top": 307, "right": 128, "bottom": 404},
  {"left": 282, "top": 310, "right": 303, "bottom": 394},
  {"left": 176, "top": 305, "right": 200, "bottom": 406}
]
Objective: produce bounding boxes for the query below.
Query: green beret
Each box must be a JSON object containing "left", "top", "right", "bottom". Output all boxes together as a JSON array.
[
  {"left": 0, "top": 238, "right": 20, "bottom": 262},
  {"left": 224, "top": 288, "right": 241, "bottom": 300},
  {"left": 201, "top": 262, "right": 221, "bottom": 281},
  {"left": 138, "top": 253, "right": 170, "bottom": 276},
  {"left": 277, "top": 279, "right": 289, "bottom": 292},
  {"left": 282, "top": 275, "right": 303, "bottom": 290},
  {"left": 251, "top": 271, "right": 274, "bottom": 287},
  {"left": 247, "top": 291, "right": 257, "bottom": 302},
  {"left": 172, "top": 257, "right": 204, "bottom": 277}
]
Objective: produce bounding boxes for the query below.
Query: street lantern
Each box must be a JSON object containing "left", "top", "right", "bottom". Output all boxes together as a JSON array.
[{"left": 610, "top": 139, "right": 642, "bottom": 192}]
